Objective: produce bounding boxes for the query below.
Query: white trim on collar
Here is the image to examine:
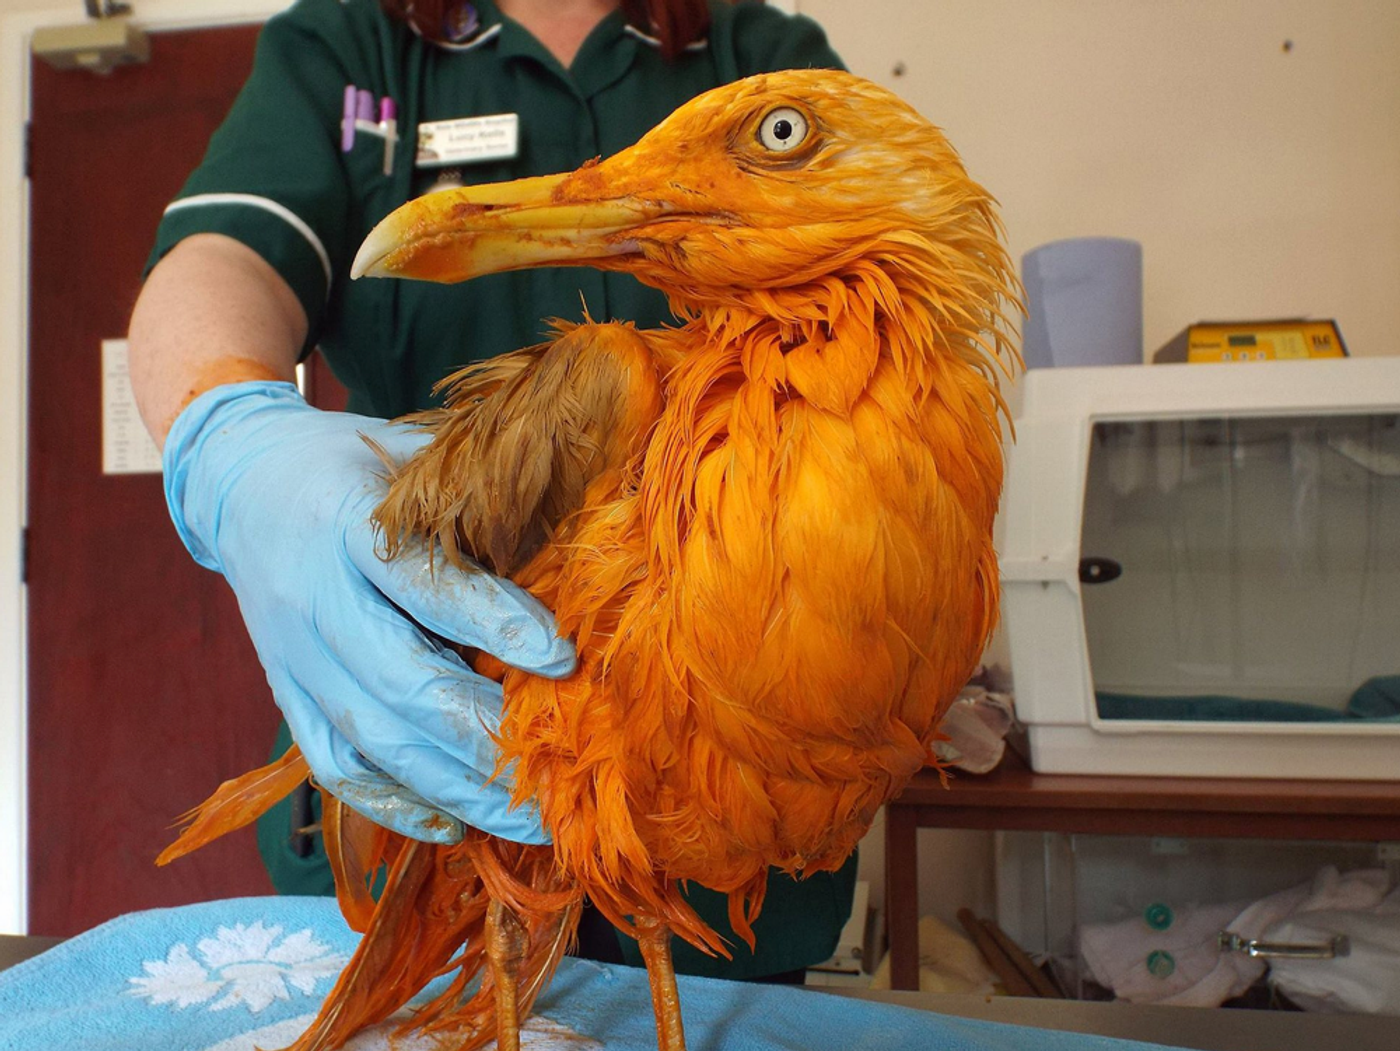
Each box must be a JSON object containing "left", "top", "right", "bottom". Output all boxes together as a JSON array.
[
  {"left": 433, "top": 22, "right": 503, "bottom": 52},
  {"left": 622, "top": 24, "right": 708, "bottom": 52}
]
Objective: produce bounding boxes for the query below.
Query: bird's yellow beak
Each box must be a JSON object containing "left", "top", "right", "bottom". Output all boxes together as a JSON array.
[{"left": 350, "top": 169, "right": 668, "bottom": 283}]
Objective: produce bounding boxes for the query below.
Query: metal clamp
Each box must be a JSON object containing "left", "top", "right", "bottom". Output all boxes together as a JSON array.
[
  {"left": 85, "top": 1, "right": 133, "bottom": 18},
  {"left": 1218, "top": 930, "right": 1349, "bottom": 960}
]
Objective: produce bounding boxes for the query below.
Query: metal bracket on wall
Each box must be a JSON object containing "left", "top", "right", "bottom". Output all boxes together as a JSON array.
[
  {"left": 85, "top": 1, "right": 134, "bottom": 18},
  {"left": 32, "top": 7, "right": 148, "bottom": 74}
]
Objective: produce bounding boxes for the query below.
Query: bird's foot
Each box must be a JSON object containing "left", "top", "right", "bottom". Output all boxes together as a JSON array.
[
  {"left": 636, "top": 916, "right": 686, "bottom": 1051},
  {"left": 487, "top": 898, "right": 528, "bottom": 1051}
]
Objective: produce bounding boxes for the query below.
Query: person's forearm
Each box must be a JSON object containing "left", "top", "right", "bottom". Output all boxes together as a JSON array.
[{"left": 128, "top": 233, "right": 308, "bottom": 448}]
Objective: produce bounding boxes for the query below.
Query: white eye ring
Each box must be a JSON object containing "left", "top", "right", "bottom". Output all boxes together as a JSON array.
[{"left": 757, "top": 107, "right": 809, "bottom": 153}]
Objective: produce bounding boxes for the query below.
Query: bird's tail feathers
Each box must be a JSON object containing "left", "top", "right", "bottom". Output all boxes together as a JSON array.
[
  {"left": 584, "top": 873, "right": 733, "bottom": 960},
  {"left": 156, "top": 744, "right": 310, "bottom": 866},
  {"left": 321, "top": 795, "right": 392, "bottom": 932},
  {"left": 158, "top": 749, "right": 580, "bottom": 1051},
  {"left": 727, "top": 870, "right": 770, "bottom": 953},
  {"left": 286, "top": 829, "right": 579, "bottom": 1051}
]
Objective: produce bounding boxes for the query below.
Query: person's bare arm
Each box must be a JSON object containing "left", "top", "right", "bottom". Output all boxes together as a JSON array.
[
  {"left": 128, "top": 233, "right": 308, "bottom": 448},
  {"left": 128, "top": 234, "right": 574, "bottom": 847}
]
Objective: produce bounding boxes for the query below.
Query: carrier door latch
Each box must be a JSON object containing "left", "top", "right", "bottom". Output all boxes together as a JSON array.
[{"left": 1218, "top": 930, "right": 1350, "bottom": 960}]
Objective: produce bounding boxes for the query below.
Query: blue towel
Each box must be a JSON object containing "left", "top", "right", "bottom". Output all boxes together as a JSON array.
[
  {"left": 1097, "top": 676, "right": 1400, "bottom": 723},
  {"left": 0, "top": 896, "right": 1184, "bottom": 1051}
]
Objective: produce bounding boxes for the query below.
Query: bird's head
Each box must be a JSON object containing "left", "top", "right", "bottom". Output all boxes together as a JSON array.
[{"left": 353, "top": 70, "right": 1013, "bottom": 319}]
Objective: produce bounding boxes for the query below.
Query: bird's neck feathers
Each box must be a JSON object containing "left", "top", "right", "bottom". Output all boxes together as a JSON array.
[{"left": 668, "top": 230, "right": 1017, "bottom": 420}]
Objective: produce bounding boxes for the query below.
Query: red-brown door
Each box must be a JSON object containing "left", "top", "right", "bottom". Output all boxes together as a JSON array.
[{"left": 27, "top": 24, "right": 345, "bottom": 937}]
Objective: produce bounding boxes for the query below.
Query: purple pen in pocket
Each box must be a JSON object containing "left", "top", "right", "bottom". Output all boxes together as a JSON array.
[{"left": 341, "top": 84, "right": 356, "bottom": 152}]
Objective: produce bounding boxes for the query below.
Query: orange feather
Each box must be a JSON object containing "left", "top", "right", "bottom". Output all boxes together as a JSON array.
[{"left": 156, "top": 744, "right": 309, "bottom": 867}]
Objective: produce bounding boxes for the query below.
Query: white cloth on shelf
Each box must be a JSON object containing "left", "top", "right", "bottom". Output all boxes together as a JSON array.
[{"left": 1266, "top": 880, "right": 1400, "bottom": 1013}]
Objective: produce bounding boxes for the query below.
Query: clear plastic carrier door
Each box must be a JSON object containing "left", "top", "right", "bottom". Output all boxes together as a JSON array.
[{"left": 1078, "top": 412, "right": 1400, "bottom": 723}]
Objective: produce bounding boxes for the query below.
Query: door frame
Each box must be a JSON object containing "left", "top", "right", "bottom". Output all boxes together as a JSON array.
[{"left": 0, "top": 0, "right": 283, "bottom": 937}]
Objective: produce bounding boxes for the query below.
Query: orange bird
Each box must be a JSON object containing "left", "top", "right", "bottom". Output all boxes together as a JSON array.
[{"left": 160, "top": 69, "right": 1019, "bottom": 1051}]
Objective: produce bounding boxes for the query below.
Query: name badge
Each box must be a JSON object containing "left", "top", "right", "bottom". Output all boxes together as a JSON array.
[{"left": 416, "top": 113, "right": 519, "bottom": 168}]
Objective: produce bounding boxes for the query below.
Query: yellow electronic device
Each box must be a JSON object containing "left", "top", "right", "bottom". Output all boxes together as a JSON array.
[{"left": 1153, "top": 319, "right": 1347, "bottom": 364}]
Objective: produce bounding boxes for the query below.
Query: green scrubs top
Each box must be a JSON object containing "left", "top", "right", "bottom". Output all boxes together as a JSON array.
[
  {"left": 150, "top": 0, "right": 854, "bottom": 979},
  {"left": 149, "top": 0, "right": 844, "bottom": 418}
]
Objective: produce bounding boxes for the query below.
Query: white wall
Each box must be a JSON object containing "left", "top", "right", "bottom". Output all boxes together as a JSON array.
[
  {"left": 801, "top": 0, "right": 1400, "bottom": 360},
  {"left": 0, "top": 0, "right": 82, "bottom": 15}
]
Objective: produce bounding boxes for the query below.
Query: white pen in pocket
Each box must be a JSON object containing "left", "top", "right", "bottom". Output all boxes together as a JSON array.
[
  {"left": 379, "top": 97, "right": 398, "bottom": 176},
  {"left": 341, "top": 86, "right": 398, "bottom": 176}
]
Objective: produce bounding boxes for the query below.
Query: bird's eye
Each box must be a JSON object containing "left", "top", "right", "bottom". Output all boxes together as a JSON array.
[{"left": 757, "top": 107, "right": 810, "bottom": 153}]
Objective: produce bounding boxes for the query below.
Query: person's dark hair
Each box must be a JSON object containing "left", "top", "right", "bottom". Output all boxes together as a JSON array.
[{"left": 380, "top": 1, "right": 716, "bottom": 59}]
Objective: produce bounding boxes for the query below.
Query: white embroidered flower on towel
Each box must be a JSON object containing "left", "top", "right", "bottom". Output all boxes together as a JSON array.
[{"left": 128, "top": 922, "right": 347, "bottom": 1013}]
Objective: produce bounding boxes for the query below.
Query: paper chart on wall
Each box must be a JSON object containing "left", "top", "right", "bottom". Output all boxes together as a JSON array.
[{"left": 101, "top": 338, "right": 162, "bottom": 475}]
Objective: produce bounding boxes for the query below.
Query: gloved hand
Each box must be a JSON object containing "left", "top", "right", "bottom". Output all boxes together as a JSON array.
[{"left": 162, "top": 379, "right": 575, "bottom": 845}]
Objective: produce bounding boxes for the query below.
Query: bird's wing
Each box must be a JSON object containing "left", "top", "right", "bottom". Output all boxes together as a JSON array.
[{"left": 374, "top": 321, "right": 667, "bottom": 577}]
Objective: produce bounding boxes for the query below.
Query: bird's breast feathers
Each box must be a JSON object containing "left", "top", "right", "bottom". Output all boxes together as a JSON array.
[{"left": 500, "top": 319, "right": 1002, "bottom": 879}]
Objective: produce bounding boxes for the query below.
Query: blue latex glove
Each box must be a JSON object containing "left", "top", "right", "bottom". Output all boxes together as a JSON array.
[{"left": 162, "top": 380, "right": 575, "bottom": 845}]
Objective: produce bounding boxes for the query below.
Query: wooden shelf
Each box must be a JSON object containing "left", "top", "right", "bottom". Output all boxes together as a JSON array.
[{"left": 884, "top": 748, "right": 1400, "bottom": 990}]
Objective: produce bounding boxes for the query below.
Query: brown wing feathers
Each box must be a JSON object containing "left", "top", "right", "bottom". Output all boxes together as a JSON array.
[{"left": 374, "top": 321, "right": 665, "bottom": 578}]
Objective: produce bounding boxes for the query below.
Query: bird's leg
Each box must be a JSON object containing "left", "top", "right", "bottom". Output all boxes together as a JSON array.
[
  {"left": 486, "top": 898, "right": 528, "bottom": 1051},
  {"left": 636, "top": 916, "right": 686, "bottom": 1051}
]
